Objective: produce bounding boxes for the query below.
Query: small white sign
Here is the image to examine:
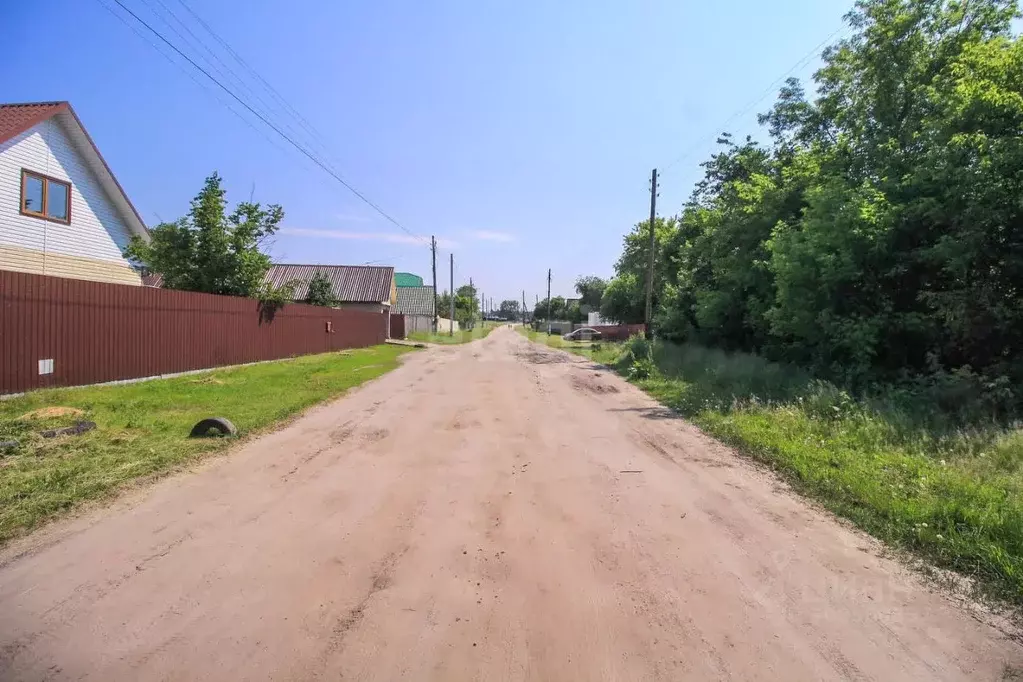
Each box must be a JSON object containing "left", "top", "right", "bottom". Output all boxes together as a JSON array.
[{"left": 38, "top": 359, "right": 54, "bottom": 375}]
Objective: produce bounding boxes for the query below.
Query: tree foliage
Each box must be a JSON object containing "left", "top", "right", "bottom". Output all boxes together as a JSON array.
[
  {"left": 616, "top": 0, "right": 1023, "bottom": 408},
  {"left": 305, "top": 270, "right": 339, "bottom": 307},
  {"left": 574, "top": 276, "right": 607, "bottom": 309},
  {"left": 125, "top": 173, "right": 283, "bottom": 298},
  {"left": 534, "top": 296, "right": 567, "bottom": 321},
  {"left": 498, "top": 299, "right": 521, "bottom": 318},
  {"left": 600, "top": 217, "right": 678, "bottom": 324},
  {"left": 438, "top": 284, "right": 481, "bottom": 328}
]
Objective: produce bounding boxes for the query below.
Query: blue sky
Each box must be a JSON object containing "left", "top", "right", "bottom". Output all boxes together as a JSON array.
[{"left": 1, "top": 0, "right": 848, "bottom": 305}]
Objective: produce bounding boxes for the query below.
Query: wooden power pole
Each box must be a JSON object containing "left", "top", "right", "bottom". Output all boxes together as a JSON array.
[
  {"left": 546, "top": 268, "right": 552, "bottom": 335},
  {"left": 449, "top": 253, "right": 455, "bottom": 336},
  {"left": 431, "top": 236, "right": 438, "bottom": 333},
  {"left": 645, "top": 168, "right": 658, "bottom": 339},
  {"left": 522, "top": 290, "right": 527, "bottom": 325}
]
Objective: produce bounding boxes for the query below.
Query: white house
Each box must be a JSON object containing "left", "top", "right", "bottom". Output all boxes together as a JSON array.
[{"left": 0, "top": 101, "right": 148, "bottom": 285}]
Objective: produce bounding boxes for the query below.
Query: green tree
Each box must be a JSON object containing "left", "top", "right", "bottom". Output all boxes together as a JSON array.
[
  {"left": 600, "top": 273, "right": 645, "bottom": 324},
  {"left": 613, "top": 217, "right": 679, "bottom": 301},
  {"left": 125, "top": 173, "right": 283, "bottom": 297},
  {"left": 498, "top": 299, "right": 520, "bottom": 319},
  {"left": 534, "top": 296, "right": 567, "bottom": 321},
  {"left": 455, "top": 284, "right": 479, "bottom": 327},
  {"left": 565, "top": 300, "right": 584, "bottom": 324},
  {"left": 598, "top": 217, "right": 678, "bottom": 325},
  {"left": 438, "top": 284, "right": 481, "bottom": 328},
  {"left": 305, "top": 270, "right": 339, "bottom": 307},
  {"left": 574, "top": 276, "right": 607, "bottom": 309},
  {"left": 620, "top": 0, "right": 1023, "bottom": 405}
]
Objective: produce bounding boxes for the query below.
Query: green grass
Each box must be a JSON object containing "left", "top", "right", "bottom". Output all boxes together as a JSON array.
[
  {"left": 409, "top": 320, "right": 500, "bottom": 345},
  {"left": 528, "top": 333, "right": 1023, "bottom": 609},
  {"left": 0, "top": 345, "right": 412, "bottom": 545}
]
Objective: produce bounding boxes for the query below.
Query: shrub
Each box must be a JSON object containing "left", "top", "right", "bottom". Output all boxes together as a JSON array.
[
  {"left": 629, "top": 357, "right": 656, "bottom": 380},
  {"left": 625, "top": 334, "right": 651, "bottom": 361}
]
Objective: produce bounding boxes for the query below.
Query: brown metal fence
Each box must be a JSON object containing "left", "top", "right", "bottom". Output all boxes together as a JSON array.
[
  {"left": 588, "top": 324, "right": 647, "bottom": 341},
  {"left": 389, "top": 314, "right": 406, "bottom": 340},
  {"left": 0, "top": 271, "right": 390, "bottom": 394}
]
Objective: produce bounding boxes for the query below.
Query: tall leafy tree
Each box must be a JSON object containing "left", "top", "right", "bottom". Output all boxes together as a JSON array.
[
  {"left": 600, "top": 218, "right": 678, "bottom": 324},
  {"left": 574, "top": 276, "right": 607, "bottom": 309},
  {"left": 600, "top": 273, "right": 645, "bottom": 324},
  {"left": 125, "top": 173, "right": 283, "bottom": 297},
  {"left": 438, "top": 284, "right": 481, "bottom": 327},
  {"left": 498, "top": 299, "right": 521, "bottom": 318},
  {"left": 615, "top": 0, "right": 1023, "bottom": 405},
  {"left": 533, "top": 296, "right": 567, "bottom": 321}
]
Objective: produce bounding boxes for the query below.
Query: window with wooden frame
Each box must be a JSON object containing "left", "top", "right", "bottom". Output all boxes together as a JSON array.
[{"left": 20, "top": 170, "right": 71, "bottom": 225}]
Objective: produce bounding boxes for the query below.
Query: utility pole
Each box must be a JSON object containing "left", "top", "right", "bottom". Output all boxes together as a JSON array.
[
  {"left": 546, "top": 268, "right": 552, "bottom": 335},
  {"left": 522, "top": 290, "right": 527, "bottom": 326},
  {"left": 449, "top": 253, "right": 455, "bottom": 336},
  {"left": 469, "top": 277, "right": 474, "bottom": 330},
  {"left": 645, "top": 168, "right": 658, "bottom": 339},
  {"left": 431, "top": 236, "right": 438, "bottom": 333}
]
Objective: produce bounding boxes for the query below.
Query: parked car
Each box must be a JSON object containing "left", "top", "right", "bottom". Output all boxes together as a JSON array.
[{"left": 563, "top": 328, "right": 602, "bottom": 341}]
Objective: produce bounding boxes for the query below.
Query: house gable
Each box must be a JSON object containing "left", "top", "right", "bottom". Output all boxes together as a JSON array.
[{"left": 0, "top": 103, "right": 146, "bottom": 285}]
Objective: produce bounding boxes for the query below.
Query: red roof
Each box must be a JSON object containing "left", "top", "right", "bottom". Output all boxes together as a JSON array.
[
  {"left": 0, "top": 102, "right": 69, "bottom": 145},
  {"left": 141, "top": 272, "right": 164, "bottom": 288}
]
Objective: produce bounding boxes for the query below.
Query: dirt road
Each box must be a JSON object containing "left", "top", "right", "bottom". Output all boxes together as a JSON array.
[{"left": 1, "top": 327, "right": 1020, "bottom": 681}]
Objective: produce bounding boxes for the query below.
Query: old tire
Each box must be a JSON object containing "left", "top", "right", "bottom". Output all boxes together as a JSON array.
[{"left": 189, "top": 417, "right": 237, "bottom": 438}]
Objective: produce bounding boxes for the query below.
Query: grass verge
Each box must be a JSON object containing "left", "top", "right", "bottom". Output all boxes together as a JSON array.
[
  {"left": 0, "top": 345, "right": 412, "bottom": 545},
  {"left": 526, "top": 332, "right": 1023, "bottom": 609},
  {"left": 410, "top": 321, "right": 500, "bottom": 345}
]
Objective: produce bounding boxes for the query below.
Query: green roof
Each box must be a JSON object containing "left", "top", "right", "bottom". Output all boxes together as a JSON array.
[{"left": 395, "top": 272, "right": 424, "bottom": 287}]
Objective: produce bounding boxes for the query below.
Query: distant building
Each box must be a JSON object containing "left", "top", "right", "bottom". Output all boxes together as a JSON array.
[
  {"left": 264, "top": 264, "right": 396, "bottom": 313},
  {"left": 395, "top": 272, "right": 424, "bottom": 287},
  {"left": 393, "top": 285, "right": 435, "bottom": 335}
]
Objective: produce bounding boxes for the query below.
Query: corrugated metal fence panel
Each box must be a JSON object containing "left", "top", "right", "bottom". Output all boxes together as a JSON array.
[
  {"left": 588, "top": 324, "right": 647, "bottom": 341},
  {"left": 0, "top": 270, "right": 388, "bottom": 394},
  {"left": 390, "top": 314, "right": 406, "bottom": 340}
]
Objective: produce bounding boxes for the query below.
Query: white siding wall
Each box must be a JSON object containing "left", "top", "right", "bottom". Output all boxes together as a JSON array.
[{"left": 0, "top": 117, "right": 135, "bottom": 268}]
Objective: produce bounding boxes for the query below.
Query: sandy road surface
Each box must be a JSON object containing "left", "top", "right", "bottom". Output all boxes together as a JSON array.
[{"left": 1, "top": 326, "right": 1021, "bottom": 681}]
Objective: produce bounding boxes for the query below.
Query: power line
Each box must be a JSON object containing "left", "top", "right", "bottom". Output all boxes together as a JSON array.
[
  {"left": 174, "top": 0, "right": 336, "bottom": 156},
  {"left": 93, "top": 0, "right": 295, "bottom": 161},
  {"left": 660, "top": 24, "right": 848, "bottom": 176},
  {"left": 106, "top": 0, "right": 430, "bottom": 246},
  {"left": 146, "top": 0, "right": 334, "bottom": 170}
]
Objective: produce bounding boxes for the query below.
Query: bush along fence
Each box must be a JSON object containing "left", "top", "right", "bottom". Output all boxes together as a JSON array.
[{"left": 0, "top": 271, "right": 391, "bottom": 394}]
